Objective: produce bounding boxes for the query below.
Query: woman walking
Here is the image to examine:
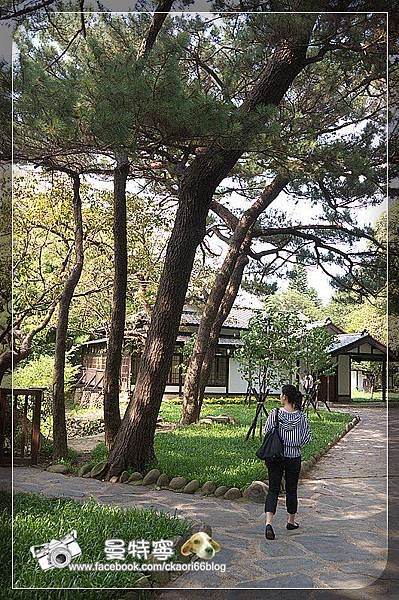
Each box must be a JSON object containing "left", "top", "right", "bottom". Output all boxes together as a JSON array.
[{"left": 264, "top": 383, "right": 312, "bottom": 540}]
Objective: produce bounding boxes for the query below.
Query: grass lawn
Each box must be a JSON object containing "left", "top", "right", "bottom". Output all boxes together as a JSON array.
[
  {"left": 351, "top": 389, "right": 383, "bottom": 402},
  {"left": 9, "top": 491, "right": 190, "bottom": 591},
  {"left": 351, "top": 389, "right": 399, "bottom": 402},
  {"left": 87, "top": 399, "right": 354, "bottom": 490}
]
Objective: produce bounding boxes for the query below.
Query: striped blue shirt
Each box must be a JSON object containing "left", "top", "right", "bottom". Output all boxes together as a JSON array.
[{"left": 263, "top": 407, "right": 312, "bottom": 458}]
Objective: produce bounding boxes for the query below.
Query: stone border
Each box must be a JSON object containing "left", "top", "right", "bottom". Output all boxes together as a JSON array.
[{"left": 48, "top": 414, "right": 361, "bottom": 506}]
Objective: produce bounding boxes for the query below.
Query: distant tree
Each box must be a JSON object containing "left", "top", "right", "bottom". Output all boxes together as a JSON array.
[
  {"left": 235, "top": 307, "right": 304, "bottom": 400},
  {"left": 266, "top": 288, "right": 323, "bottom": 321}
]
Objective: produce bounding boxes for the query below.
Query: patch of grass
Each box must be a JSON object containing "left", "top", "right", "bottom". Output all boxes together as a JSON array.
[
  {"left": 11, "top": 491, "right": 190, "bottom": 590},
  {"left": 351, "top": 389, "right": 384, "bottom": 402},
  {"left": 89, "top": 441, "right": 108, "bottom": 465},
  {"left": 154, "top": 402, "right": 353, "bottom": 488},
  {"left": 89, "top": 400, "right": 353, "bottom": 489}
]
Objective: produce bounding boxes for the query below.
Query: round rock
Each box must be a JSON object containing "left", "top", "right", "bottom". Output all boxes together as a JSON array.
[
  {"left": 214, "top": 485, "right": 229, "bottom": 498},
  {"left": 169, "top": 476, "right": 187, "bottom": 490},
  {"left": 119, "top": 471, "right": 129, "bottom": 483},
  {"left": 223, "top": 487, "right": 242, "bottom": 500},
  {"left": 78, "top": 464, "right": 92, "bottom": 477},
  {"left": 47, "top": 464, "right": 69, "bottom": 474},
  {"left": 90, "top": 460, "right": 107, "bottom": 478},
  {"left": 183, "top": 479, "right": 200, "bottom": 494},
  {"left": 142, "top": 468, "right": 161, "bottom": 485},
  {"left": 156, "top": 473, "right": 170, "bottom": 488},
  {"left": 200, "top": 481, "right": 217, "bottom": 495},
  {"left": 243, "top": 481, "right": 268, "bottom": 503},
  {"left": 128, "top": 472, "right": 143, "bottom": 483}
]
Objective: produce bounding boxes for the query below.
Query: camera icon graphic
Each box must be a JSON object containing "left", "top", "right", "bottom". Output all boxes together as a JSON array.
[{"left": 30, "top": 530, "right": 82, "bottom": 571}]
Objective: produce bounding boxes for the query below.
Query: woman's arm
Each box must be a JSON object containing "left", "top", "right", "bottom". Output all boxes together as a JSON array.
[
  {"left": 300, "top": 414, "right": 312, "bottom": 445},
  {"left": 263, "top": 408, "right": 277, "bottom": 436}
]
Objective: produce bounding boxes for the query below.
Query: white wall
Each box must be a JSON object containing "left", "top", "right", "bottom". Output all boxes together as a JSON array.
[{"left": 228, "top": 358, "right": 248, "bottom": 394}]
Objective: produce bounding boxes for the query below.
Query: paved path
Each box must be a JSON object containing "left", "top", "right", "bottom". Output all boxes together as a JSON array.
[{"left": 7, "top": 405, "right": 388, "bottom": 592}]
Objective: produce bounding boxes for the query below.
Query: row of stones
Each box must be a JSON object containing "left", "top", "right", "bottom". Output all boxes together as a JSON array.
[
  {"left": 75, "top": 462, "right": 265, "bottom": 502},
  {"left": 48, "top": 415, "right": 360, "bottom": 503}
]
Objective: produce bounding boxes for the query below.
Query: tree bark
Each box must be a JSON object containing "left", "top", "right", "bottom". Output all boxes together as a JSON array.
[
  {"left": 103, "top": 155, "right": 129, "bottom": 449},
  {"left": 180, "top": 176, "right": 288, "bottom": 422},
  {"left": 196, "top": 251, "right": 250, "bottom": 421},
  {"left": 101, "top": 1, "right": 173, "bottom": 450},
  {"left": 104, "top": 17, "right": 317, "bottom": 476},
  {"left": 52, "top": 174, "right": 84, "bottom": 460}
]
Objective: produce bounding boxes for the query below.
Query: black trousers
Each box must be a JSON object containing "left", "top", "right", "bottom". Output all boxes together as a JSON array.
[{"left": 264, "top": 456, "right": 301, "bottom": 515}]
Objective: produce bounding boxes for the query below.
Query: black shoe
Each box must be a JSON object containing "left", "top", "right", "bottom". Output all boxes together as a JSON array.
[
  {"left": 286, "top": 522, "right": 299, "bottom": 530},
  {"left": 265, "top": 524, "right": 275, "bottom": 540}
]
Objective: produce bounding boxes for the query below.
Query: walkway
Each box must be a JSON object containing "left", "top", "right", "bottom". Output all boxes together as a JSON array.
[{"left": 8, "top": 405, "right": 388, "bottom": 591}]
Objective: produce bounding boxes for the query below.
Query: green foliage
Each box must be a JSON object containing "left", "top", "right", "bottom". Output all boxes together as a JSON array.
[
  {"left": 266, "top": 288, "right": 323, "bottom": 320},
  {"left": 235, "top": 306, "right": 305, "bottom": 394},
  {"left": 300, "top": 326, "right": 337, "bottom": 381},
  {"left": 89, "top": 441, "right": 109, "bottom": 465},
  {"left": 12, "top": 492, "right": 190, "bottom": 590},
  {"left": 236, "top": 306, "right": 337, "bottom": 396},
  {"left": 13, "top": 354, "right": 79, "bottom": 393}
]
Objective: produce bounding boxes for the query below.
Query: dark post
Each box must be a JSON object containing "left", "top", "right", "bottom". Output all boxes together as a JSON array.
[
  {"left": 21, "top": 395, "right": 29, "bottom": 458},
  {"left": 31, "top": 390, "right": 42, "bottom": 465},
  {"left": 0, "top": 389, "right": 7, "bottom": 464}
]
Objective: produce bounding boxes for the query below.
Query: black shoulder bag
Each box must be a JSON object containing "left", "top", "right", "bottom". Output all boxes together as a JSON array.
[{"left": 255, "top": 408, "right": 284, "bottom": 460}]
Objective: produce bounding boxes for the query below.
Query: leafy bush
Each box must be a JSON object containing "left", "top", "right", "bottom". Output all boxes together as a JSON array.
[{"left": 13, "top": 354, "right": 79, "bottom": 394}]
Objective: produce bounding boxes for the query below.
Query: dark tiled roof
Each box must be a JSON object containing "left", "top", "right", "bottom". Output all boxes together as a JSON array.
[{"left": 328, "top": 333, "right": 368, "bottom": 353}]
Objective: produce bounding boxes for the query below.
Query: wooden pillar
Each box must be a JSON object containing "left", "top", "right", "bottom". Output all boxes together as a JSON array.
[
  {"left": 21, "top": 395, "right": 29, "bottom": 458},
  {"left": 0, "top": 389, "right": 7, "bottom": 464},
  {"left": 31, "top": 390, "right": 42, "bottom": 465}
]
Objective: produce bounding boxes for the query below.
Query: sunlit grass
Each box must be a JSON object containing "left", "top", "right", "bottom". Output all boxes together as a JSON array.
[
  {"left": 152, "top": 400, "right": 353, "bottom": 488},
  {"left": 9, "top": 491, "right": 189, "bottom": 591}
]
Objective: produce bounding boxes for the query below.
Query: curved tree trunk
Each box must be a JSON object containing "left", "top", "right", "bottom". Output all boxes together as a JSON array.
[
  {"left": 104, "top": 18, "right": 316, "bottom": 476},
  {"left": 180, "top": 176, "right": 287, "bottom": 422},
  {"left": 103, "top": 155, "right": 129, "bottom": 449},
  {"left": 53, "top": 174, "right": 84, "bottom": 460},
  {"left": 181, "top": 249, "right": 250, "bottom": 424}
]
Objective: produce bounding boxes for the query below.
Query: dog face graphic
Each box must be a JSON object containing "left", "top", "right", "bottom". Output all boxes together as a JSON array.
[{"left": 180, "top": 531, "right": 221, "bottom": 560}]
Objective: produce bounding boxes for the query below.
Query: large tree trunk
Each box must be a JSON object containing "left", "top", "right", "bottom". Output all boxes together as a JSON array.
[
  {"left": 103, "top": 155, "right": 129, "bottom": 449},
  {"left": 52, "top": 174, "right": 83, "bottom": 460},
  {"left": 101, "top": 1, "right": 173, "bottom": 449},
  {"left": 181, "top": 176, "right": 287, "bottom": 422},
  {"left": 104, "top": 17, "right": 316, "bottom": 476}
]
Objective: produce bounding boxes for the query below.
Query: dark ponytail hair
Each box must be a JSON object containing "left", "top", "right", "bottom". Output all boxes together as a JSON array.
[{"left": 282, "top": 384, "right": 303, "bottom": 411}]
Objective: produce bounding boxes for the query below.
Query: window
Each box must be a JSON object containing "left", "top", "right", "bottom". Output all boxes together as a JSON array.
[
  {"left": 208, "top": 354, "right": 228, "bottom": 387},
  {"left": 167, "top": 354, "right": 182, "bottom": 385}
]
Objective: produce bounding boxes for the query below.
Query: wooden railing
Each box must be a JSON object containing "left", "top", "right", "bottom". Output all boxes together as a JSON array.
[{"left": 0, "top": 387, "right": 45, "bottom": 465}]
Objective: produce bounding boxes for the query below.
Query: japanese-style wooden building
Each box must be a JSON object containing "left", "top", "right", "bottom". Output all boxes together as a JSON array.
[{"left": 77, "top": 306, "right": 392, "bottom": 402}]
